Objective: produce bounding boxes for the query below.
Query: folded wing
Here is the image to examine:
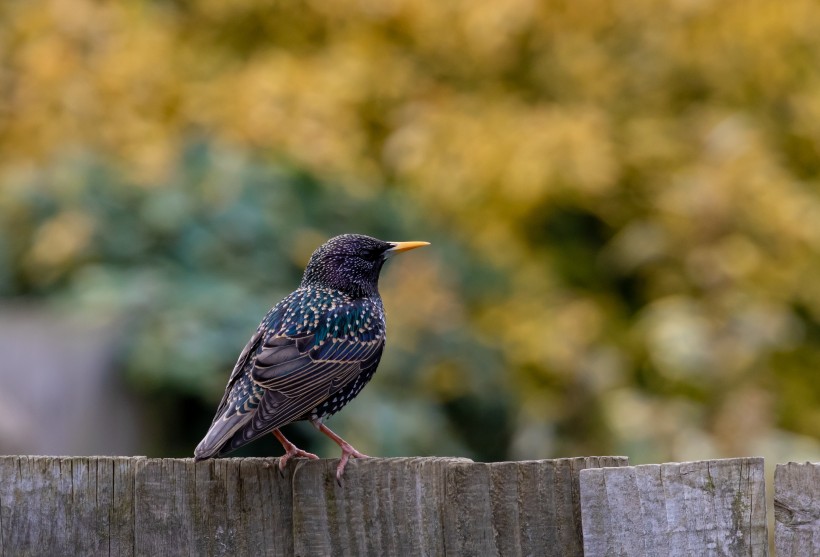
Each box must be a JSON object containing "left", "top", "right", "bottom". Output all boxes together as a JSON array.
[{"left": 194, "top": 295, "right": 384, "bottom": 459}]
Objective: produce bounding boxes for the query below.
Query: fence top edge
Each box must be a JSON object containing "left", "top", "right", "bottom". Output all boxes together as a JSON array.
[
  {"left": 0, "top": 455, "right": 149, "bottom": 462},
  {"left": 775, "top": 460, "right": 820, "bottom": 468},
  {"left": 481, "top": 456, "right": 628, "bottom": 467},
  {"left": 0, "top": 455, "right": 627, "bottom": 465},
  {"left": 1, "top": 455, "right": 790, "bottom": 469},
  {"left": 578, "top": 456, "right": 766, "bottom": 475}
]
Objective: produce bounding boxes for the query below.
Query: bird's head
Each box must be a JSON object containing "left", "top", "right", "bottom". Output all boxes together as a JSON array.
[{"left": 300, "top": 234, "right": 429, "bottom": 297}]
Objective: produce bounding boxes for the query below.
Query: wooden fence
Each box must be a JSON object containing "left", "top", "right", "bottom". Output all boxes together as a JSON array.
[{"left": 0, "top": 455, "right": 817, "bottom": 556}]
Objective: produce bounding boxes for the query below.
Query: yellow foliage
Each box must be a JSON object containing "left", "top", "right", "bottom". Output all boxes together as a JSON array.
[{"left": 2, "top": 0, "right": 820, "bottom": 462}]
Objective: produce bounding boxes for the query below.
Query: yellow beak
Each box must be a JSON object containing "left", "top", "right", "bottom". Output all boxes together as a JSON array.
[{"left": 385, "top": 241, "right": 430, "bottom": 255}]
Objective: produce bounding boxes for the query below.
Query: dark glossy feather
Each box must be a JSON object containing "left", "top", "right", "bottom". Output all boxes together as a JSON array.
[{"left": 194, "top": 285, "right": 385, "bottom": 459}]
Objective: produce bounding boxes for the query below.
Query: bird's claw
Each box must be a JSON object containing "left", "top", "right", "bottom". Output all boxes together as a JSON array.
[
  {"left": 273, "top": 429, "right": 319, "bottom": 476},
  {"left": 278, "top": 447, "right": 319, "bottom": 476},
  {"left": 335, "top": 443, "right": 370, "bottom": 484}
]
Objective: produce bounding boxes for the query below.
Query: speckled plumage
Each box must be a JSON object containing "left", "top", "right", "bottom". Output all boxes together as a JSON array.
[{"left": 194, "top": 234, "right": 426, "bottom": 470}]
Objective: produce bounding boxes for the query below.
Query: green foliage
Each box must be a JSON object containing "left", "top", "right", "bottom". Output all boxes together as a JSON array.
[{"left": 0, "top": 144, "right": 503, "bottom": 458}]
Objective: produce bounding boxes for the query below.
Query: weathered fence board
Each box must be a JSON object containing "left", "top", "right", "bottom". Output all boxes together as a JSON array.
[
  {"left": 579, "top": 457, "right": 768, "bottom": 557},
  {"left": 292, "top": 457, "right": 459, "bottom": 556},
  {"left": 0, "top": 457, "right": 129, "bottom": 556},
  {"left": 290, "top": 456, "right": 628, "bottom": 556},
  {"left": 775, "top": 461, "right": 820, "bottom": 557},
  {"left": 0, "top": 455, "right": 627, "bottom": 556}
]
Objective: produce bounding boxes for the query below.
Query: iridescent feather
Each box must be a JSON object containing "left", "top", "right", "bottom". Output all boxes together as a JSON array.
[{"left": 194, "top": 234, "right": 419, "bottom": 461}]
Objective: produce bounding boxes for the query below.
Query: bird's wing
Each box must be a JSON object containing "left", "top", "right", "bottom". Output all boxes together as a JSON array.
[
  {"left": 246, "top": 326, "right": 383, "bottom": 422},
  {"left": 195, "top": 295, "right": 384, "bottom": 459},
  {"left": 207, "top": 326, "right": 265, "bottom": 426}
]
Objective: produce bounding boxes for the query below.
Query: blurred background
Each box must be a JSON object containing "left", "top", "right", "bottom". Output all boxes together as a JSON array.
[{"left": 0, "top": 0, "right": 819, "bottom": 467}]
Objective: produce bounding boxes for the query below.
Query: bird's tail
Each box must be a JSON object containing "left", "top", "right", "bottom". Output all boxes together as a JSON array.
[{"left": 193, "top": 411, "right": 249, "bottom": 461}]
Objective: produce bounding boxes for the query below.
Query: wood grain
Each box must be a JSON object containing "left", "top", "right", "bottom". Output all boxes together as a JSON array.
[
  {"left": 580, "top": 457, "right": 768, "bottom": 557},
  {"left": 774, "top": 461, "right": 820, "bottom": 557},
  {"left": 0, "top": 455, "right": 627, "bottom": 556}
]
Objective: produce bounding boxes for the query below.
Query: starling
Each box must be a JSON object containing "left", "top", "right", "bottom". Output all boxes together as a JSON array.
[{"left": 194, "top": 234, "right": 429, "bottom": 480}]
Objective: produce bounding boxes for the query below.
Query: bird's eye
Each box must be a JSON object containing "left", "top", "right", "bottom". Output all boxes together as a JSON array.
[{"left": 359, "top": 249, "right": 381, "bottom": 261}]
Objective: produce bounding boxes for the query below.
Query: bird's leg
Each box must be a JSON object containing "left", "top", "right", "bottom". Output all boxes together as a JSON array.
[
  {"left": 310, "top": 419, "right": 370, "bottom": 481},
  {"left": 272, "top": 429, "right": 319, "bottom": 473}
]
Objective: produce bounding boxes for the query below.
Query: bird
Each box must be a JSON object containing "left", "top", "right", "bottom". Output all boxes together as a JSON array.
[{"left": 194, "top": 233, "right": 429, "bottom": 480}]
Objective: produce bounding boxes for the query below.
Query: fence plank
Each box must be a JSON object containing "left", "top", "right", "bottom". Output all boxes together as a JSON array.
[
  {"left": 488, "top": 457, "right": 628, "bottom": 557},
  {"left": 0, "top": 455, "right": 627, "bottom": 556},
  {"left": 292, "top": 457, "right": 465, "bottom": 556},
  {"left": 580, "top": 457, "right": 768, "bottom": 557},
  {"left": 0, "top": 457, "right": 140, "bottom": 557},
  {"left": 775, "top": 461, "right": 820, "bottom": 557},
  {"left": 290, "top": 455, "right": 628, "bottom": 557}
]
